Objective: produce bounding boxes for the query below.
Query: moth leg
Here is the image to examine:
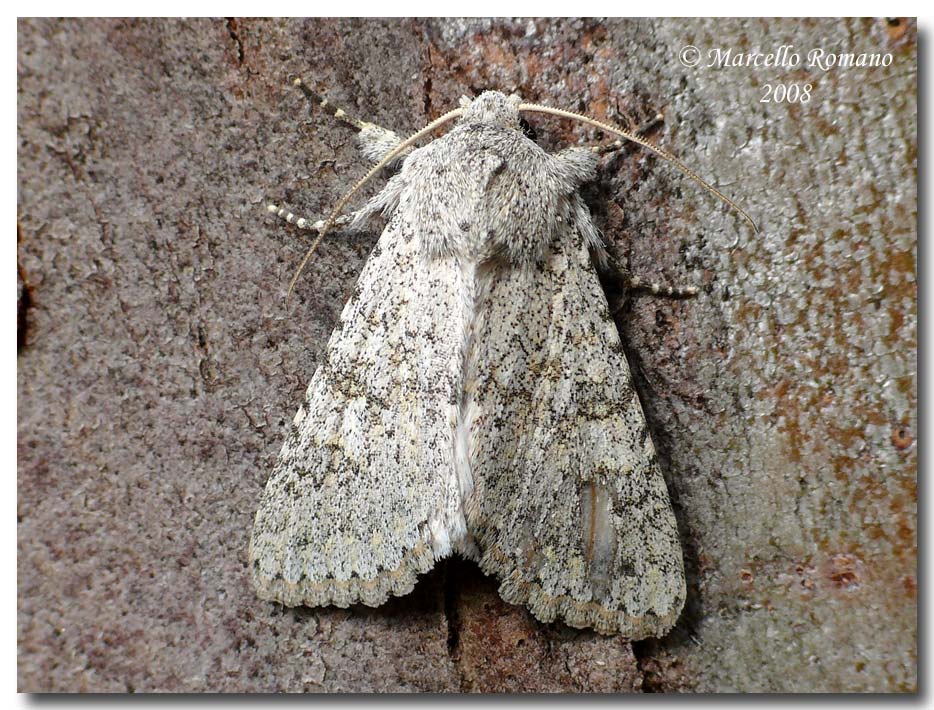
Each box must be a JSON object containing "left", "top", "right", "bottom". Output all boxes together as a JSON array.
[
  {"left": 625, "top": 274, "right": 698, "bottom": 298},
  {"left": 605, "top": 253, "right": 699, "bottom": 316},
  {"left": 591, "top": 112, "right": 665, "bottom": 157},
  {"left": 609, "top": 275, "right": 698, "bottom": 316},
  {"left": 293, "top": 77, "right": 406, "bottom": 164},
  {"left": 265, "top": 202, "right": 360, "bottom": 233}
]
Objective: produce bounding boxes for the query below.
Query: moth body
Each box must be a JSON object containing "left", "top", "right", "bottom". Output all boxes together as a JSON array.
[{"left": 251, "top": 90, "right": 686, "bottom": 639}]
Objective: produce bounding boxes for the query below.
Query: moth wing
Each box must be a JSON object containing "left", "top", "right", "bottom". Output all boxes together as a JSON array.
[
  {"left": 250, "top": 220, "right": 464, "bottom": 608},
  {"left": 465, "top": 212, "right": 686, "bottom": 638}
]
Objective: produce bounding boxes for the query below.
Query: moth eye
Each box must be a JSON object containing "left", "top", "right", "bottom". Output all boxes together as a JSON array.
[{"left": 519, "top": 117, "right": 537, "bottom": 141}]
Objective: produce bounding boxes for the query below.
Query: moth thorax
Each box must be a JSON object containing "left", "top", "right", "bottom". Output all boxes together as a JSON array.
[
  {"left": 420, "top": 226, "right": 505, "bottom": 264},
  {"left": 421, "top": 221, "right": 551, "bottom": 269},
  {"left": 462, "top": 91, "right": 522, "bottom": 130}
]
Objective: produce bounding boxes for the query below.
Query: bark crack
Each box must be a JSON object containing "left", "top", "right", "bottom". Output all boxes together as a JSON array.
[
  {"left": 17, "top": 223, "right": 32, "bottom": 352},
  {"left": 225, "top": 18, "right": 244, "bottom": 66},
  {"left": 631, "top": 640, "right": 656, "bottom": 692},
  {"left": 443, "top": 560, "right": 461, "bottom": 658}
]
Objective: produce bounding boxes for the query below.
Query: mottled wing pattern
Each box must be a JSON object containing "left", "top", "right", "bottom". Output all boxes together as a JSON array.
[
  {"left": 464, "top": 215, "right": 686, "bottom": 638},
  {"left": 250, "top": 217, "right": 464, "bottom": 608}
]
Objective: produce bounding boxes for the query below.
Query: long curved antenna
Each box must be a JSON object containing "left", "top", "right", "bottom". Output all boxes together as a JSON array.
[
  {"left": 518, "top": 103, "right": 758, "bottom": 233},
  {"left": 286, "top": 102, "right": 466, "bottom": 299}
]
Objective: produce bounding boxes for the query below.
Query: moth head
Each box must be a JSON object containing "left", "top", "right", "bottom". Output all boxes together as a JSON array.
[{"left": 461, "top": 91, "right": 522, "bottom": 131}]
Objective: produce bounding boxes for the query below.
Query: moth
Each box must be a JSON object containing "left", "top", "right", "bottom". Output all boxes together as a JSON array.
[{"left": 250, "top": 81, "right": 753, "bottom": 638}]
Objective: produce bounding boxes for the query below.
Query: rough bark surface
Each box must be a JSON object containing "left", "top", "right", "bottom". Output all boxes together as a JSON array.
[{"left": 18, "top": 18, "right": 916, "bottom": 692}]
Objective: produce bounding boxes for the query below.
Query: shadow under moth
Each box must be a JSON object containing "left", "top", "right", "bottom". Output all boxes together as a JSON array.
[{"left": 250, "top": 82, "right": 753, "bottom": 639}]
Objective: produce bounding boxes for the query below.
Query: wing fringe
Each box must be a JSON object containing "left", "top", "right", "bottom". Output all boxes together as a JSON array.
[
  {"left": 479, "top": 544, "right": 684, "bottom": 639},
  {"left": 250, "top": 539, "right": 436, "bottom": 608}
]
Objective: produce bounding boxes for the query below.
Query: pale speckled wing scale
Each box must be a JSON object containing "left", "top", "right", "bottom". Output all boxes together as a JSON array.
[
  {"left": 249, "top": 217, "right": 466, "bottom": 608},
  {"left": 464, "top": 212, "right": 686, "bottom": 638}
]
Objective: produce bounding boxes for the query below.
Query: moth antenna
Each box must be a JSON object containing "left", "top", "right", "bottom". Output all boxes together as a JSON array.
[
  {"left": 518, "top": 103, "right": 758, "bottom": 233},
  {"left": 286, "top": 105, "right": 466, "bottom": 300}
]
